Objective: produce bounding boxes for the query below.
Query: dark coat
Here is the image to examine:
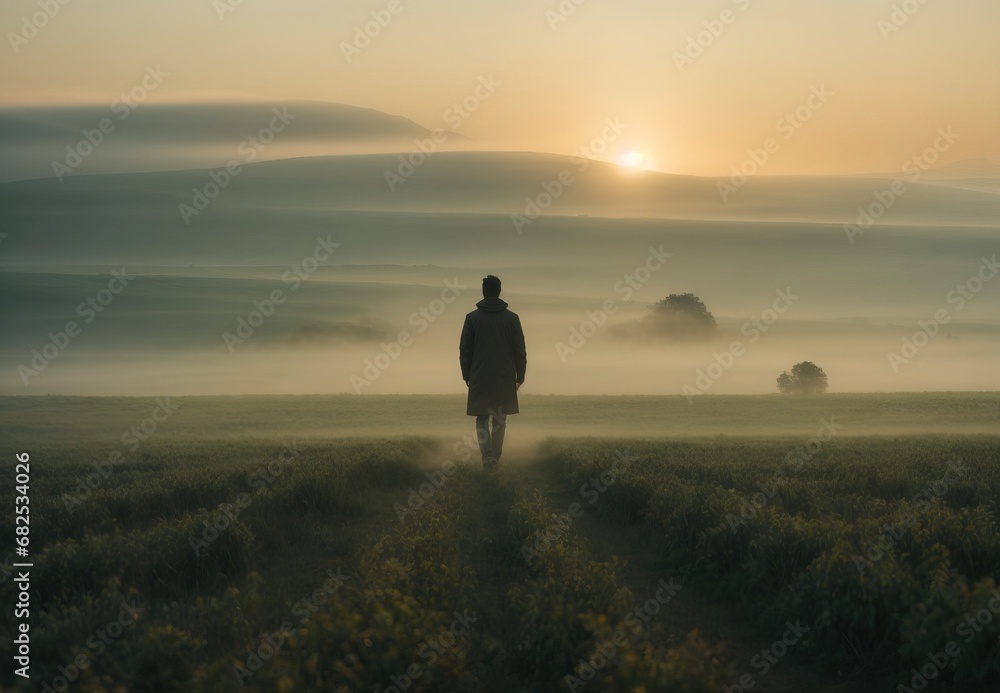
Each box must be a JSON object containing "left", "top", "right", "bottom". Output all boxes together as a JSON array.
[{"left": 459, "top": 298, "right": 526, "bottom": 416}]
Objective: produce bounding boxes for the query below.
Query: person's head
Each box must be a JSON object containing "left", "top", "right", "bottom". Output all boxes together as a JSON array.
[{"left": 482, "top": 275, "right": 502, "bottom": 298}]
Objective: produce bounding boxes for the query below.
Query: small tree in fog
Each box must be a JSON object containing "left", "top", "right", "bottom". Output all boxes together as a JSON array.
[
  {"left": 646, "top": 293, "right": 717, "bottom": 339},
  {"left": 777, "top": 361, "right": 828, "bottom": 394}
]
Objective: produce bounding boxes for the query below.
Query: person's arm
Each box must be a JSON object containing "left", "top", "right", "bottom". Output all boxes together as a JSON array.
[
  {"left": 459, "top": 315, "right": 474, "bottom": 385},
  {"left": 513, "top": 315, "right": 526, "bottom": 386}
]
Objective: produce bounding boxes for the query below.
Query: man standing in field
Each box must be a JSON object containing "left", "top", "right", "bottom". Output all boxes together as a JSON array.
[{"left": 460, "top": 275, "right": 527, "bottom": 470}]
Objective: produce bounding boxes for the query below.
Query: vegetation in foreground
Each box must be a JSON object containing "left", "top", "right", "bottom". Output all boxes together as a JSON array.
[
  {"left": 544, "top": 436, "right": 1000, "bottom": 691},
  {"left": 1, "top": 433, "right": 998, "bottom": 691}
]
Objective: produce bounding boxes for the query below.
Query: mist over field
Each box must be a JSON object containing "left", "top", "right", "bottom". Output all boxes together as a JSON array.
[{"left": 1, "top": 104, "right": 998, "bottom": 399}]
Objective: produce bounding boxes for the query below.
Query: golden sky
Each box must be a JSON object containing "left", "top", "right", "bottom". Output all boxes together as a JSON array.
[{"left": 2, "top": 0, "right": 998, "bottom": 175}]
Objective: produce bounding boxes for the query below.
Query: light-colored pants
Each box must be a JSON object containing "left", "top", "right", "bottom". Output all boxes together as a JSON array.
[{"left": 475, "top": 413, "right": 506, "bottom": 466}]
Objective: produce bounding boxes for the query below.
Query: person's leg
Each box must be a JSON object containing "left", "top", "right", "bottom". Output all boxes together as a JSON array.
[
  {"left": 490, "top": 413, "right": 507, "bottom": 462},
  {"left": 475, "top": 415, "right": 494, "bottom": 466}
]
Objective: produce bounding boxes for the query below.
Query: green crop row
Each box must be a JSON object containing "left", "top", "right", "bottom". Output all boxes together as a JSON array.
[{"left": 542, "top": 437, "right": 1000, "bottom": 689}]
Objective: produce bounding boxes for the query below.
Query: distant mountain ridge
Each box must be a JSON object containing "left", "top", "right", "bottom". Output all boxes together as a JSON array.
[
  {"left": 2, "top": 150, "right": 999, "bottom": 248},
  {"left": 863, "top": 158, "right": 1000, "bottom": 195},
  {"left": 0, "top": 100, "right": 471, "bottom": 182},
  {"left": 923, "top": 158, "right": 1000, "bottom": 179}
]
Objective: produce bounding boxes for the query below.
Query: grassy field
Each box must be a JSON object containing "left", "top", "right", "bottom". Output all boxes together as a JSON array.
[
  {"left": 1, "top": 394, "right": 998, "bottom": 691},
  {"left": 4, "top": 392, "right": 1000, "bottom": 444}
]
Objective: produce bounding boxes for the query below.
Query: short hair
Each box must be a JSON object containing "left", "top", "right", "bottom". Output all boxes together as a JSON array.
[{"left": 482, "top": 275, "right": 501, "bottom": 298}]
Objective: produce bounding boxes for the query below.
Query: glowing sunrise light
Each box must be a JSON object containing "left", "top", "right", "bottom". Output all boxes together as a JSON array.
[{"left": 617, "top": 150, "right": 646, "bottom": 168}]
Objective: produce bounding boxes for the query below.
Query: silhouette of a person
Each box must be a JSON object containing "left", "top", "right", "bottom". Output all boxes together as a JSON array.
[{"left": 459, "top": 275, "right": 526, "bottom": 469}]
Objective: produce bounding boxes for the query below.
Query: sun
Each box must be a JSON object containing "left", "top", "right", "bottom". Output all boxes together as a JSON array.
[{"left": 616, "top": 149, "right": 651, "bottom": 170}]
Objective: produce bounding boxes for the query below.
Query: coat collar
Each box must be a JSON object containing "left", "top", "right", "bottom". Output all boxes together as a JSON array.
[{"left": 476, "top": 297, "right": 508, "bottom": 313}]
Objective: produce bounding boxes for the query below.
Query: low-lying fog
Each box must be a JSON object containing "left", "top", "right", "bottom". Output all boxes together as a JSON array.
[
  {"left": 2, "top": 106, "right": 997, "bottom": 398},
  {"left": 2, "top": 261, "right": 998, "bottom": 396}
]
